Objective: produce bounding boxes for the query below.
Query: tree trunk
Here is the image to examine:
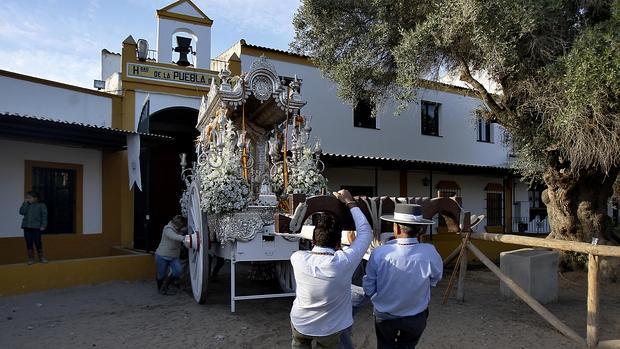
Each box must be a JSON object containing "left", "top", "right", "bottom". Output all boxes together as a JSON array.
[{"left": 542, "top": 166, "right": 618, "bottom": 244}]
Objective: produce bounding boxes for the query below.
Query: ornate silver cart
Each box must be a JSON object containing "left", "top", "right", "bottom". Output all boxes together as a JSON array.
[{"left": 181, "top": 56, "right": 324, "bottom": 312}]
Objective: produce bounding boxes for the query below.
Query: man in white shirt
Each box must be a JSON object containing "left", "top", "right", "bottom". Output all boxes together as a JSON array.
[
  {"left": 363, "top": 203, "right": 443, "bottom": 349},
  {"left": 290, "top": 189, "right": 373, "bottom": 349}
]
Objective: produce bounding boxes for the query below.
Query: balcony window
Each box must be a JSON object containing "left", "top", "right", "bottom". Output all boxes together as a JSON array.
[
  {"left": 279, "top": 75, "right": 302, "bottom": 93},
  {"left": 477, "top": 118, "right": 493, "bottom": 142},
  {"left": 421, "top": 101, "right": 440, "bottom": 136},
  {"left": 353, "top": 99, "right": 377, "bottom": 129}
]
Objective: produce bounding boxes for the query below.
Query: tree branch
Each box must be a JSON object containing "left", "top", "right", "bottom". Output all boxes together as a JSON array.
[{"left": 457, "top": 58, "right": 504, "bottom": 117}]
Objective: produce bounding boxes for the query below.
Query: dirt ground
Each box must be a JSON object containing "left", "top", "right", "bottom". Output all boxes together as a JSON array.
[{"left": 1, "top": 266, "right": 618, "bottom": 349}]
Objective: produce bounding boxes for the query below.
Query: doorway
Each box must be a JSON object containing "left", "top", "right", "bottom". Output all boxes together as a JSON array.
[{"left": 134, "top": 107, "right": 199, "bottom": 251}]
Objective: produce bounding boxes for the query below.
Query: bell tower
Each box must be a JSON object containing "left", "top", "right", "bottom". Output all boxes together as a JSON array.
[{"left": 155, "top": 0, "right": 213, "bottom": 69}]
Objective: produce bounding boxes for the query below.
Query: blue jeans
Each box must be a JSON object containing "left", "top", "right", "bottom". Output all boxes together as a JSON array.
[
  {"left": 339, "top": 284, "right": 370, "bottom": 349},
  {"left": 155, "top": 254, "right": 182, "bottom": 280}
]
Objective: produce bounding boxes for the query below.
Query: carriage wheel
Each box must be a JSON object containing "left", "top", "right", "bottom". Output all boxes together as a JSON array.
[{"left": 187, "top": 181, "right": 210, "bottom": 304}]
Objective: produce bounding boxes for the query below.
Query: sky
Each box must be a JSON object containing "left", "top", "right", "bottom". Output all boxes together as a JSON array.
[{"left": 0, "top": 0, "right": 300, "bottom": 88}]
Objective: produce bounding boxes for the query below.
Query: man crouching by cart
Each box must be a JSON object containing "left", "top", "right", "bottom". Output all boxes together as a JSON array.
[
  {"left": 289, "top": 189, "right": 372, "bottom": 349},
  {"left": 155, "top": 215, "right": 190, "bottom": 295}
]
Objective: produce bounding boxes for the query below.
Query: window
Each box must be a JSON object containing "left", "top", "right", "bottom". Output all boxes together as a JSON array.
[
  {"left": 279, "top": 75, "right": 302, "bottom": 93},
  {"left": 477, "top": 118, "right": 493, "bottom": 142},
  {"left": 485, "top": 183, "right": 504, "bottom": 226},
  {"left": 528, "top": 189, "right": 543, "bottom": 209},
  {"left": 528, "top": 185, "right": 547, "bottom": 222},
  {"left": 353, "top": 99, "right": 377, "bottom": 129},
  {"left": 486, "top": 193, "right": 503, "bottom": 226},
  {"left": 421, "top": 101, "right": 440, "bottom": 136},
  {"left": 435, "top": 180, "right": 461, "bottom": 197},
  {"left": 25, "top": 161, "right": 82, "bottom": 234}
]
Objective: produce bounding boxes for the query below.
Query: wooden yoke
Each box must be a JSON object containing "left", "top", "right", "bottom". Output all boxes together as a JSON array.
[
  {"left": 411, "top": 196, "right": 462, "bottom": 232},
  {"left": 274, "top": 194, "right": 463, "bottom": 234},
  {"left": 275, "top": 195, "right": 355, "bottom": 234}
]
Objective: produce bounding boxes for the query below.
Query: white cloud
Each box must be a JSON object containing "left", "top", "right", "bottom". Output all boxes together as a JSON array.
[
  {"left": 0, "top": 49, "right": 100, "bottom": 88},
  {"left": 201, "top": 0, "right": 300, "bottom": 35},
  {"left": 0, "top": 1, "right": 119, "bottom": 87},
  {"left": 198, "top": 0, "right": 300, "bottom": 50},
  {"left": 0, "top": 3, "right": 46, "bottom": 40},
  {"left": 0, "top": 0, "right": 302, "bottom": 88}
]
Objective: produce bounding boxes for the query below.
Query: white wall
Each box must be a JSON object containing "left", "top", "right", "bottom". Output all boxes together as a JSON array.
[
  {"left": 134, "top": 91, "right": 200, "bottom": 129},
  {"left": 101, "top": 50, "right": 121, "bottom": 81},
  {"left": 324, "top": 167, "right": 405, "bottom": 196},
  {"left": 0, "top": 140, "right": 102, "bottom": 237},
  {"left": 240, "top": 54, "right": 510, "bottom": 168},
  {"left": 377, "top": 170, "right": 400, "bottom": 196},
  {"left": 156, "top": 18, "right": 211, "bottom": 69},
  {"left": 407, "top": 171, "right": 433, "bottom": 198},
  {"left": 0, "top": 76, "right": 113, "bottom": 127},
  {"left": 323, "top": 167, "right": 375, "bottom": 193}
]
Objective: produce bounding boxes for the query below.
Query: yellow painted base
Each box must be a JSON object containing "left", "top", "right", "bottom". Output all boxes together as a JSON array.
[
  {"left": 1, "top": 233, "right": 524, "bottom": 297},
  {"left": 0, "top": 236, "right": 122, "bottom": 265},
  {"left": 425, "top": 232, "right": 526, "bottom": 263},
  {"left": 0, "top": 251, "right": 155, "bottom": 297}
]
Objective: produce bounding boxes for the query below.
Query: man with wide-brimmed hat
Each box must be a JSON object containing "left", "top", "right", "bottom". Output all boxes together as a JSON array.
[{"left": 363, "top": 203, "right": 443, "bottom": 349}]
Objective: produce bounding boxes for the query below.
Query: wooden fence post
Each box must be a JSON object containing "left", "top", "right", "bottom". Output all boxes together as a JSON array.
[
  {"left": 587, "top": 253, "right": 599, "bottom": 348},
  {"left": 456, "top": 246, "right": 468, "bottom": 302},
  {"left": 466, "top": 241, "right": 586, "bottom": 346},
  {"left": 456, "top": 212, "right": 471, "bottom": 302},
  {"left": 466, "top": 231, "right": 620, "bottom": 347}
]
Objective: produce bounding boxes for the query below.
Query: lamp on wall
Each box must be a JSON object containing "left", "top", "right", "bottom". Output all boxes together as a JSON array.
[
  {"left": 93, "top": 80, "right": 105, "bottom": 90},
  {"left": 136, "top": 39, "right": 149, "bottom": 61},
  {"left": 422, "top": 176, "right": 430, "bottom": 187}
]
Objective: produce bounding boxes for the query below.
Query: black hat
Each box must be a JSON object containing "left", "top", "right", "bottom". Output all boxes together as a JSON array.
[{"left": 380, "top": 203, "right": 434, "bottom": 225}]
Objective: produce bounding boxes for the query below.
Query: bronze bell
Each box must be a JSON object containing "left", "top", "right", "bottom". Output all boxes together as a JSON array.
[{"left": 174, "top": 36, "right": 192, "bottom": 66}]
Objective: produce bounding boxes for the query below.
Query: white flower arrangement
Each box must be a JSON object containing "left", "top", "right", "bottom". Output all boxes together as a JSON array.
[
  {"left": 197, "top": 119, "right": 251, "bottom": 214},
  {"left": 179, "top": 189, "right": 190, "bottom": 217},
  {"left": 271, "top": 147, "right": 327, "bottom": 197}
]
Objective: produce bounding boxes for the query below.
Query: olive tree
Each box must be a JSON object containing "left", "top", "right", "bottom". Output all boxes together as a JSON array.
[{"left": 292, "top": 0, "right": 620, "bottom": 245}]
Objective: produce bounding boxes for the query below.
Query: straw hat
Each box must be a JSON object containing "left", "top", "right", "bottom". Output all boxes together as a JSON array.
[{"left": 380, "top": 203, "right": 434, "bottom": 225}]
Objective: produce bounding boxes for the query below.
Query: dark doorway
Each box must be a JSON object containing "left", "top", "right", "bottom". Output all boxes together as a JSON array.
[{"left": 134, "top": 107, "right": 198, "bottom": 251}]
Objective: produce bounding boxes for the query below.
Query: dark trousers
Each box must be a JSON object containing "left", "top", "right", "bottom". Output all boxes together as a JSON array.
[
  {"left": 375, "top": 309, "right": 429, "bottom": 349},
  {"left": 291, "top": 324, "right": 341, "bottom": 349},
  {"left": 23, "top": 228, "right": 42, "bottom": 251}
]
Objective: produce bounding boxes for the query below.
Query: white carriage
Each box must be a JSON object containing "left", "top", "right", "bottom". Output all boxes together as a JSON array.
[{"left": 180, "top": 56, "right": 325, "bottom": 311}]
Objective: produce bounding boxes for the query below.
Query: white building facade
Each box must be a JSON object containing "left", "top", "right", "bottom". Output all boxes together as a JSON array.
[
  {"left": 221, "top": 42, "right": 532, "bottom": 234},
  {"left": 0, "top": 0, "right": 567, "bottom": 266}
]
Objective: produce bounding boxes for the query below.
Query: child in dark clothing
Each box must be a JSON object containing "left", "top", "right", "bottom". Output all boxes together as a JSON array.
[{"left": 19, "top": 191, "right": 48, "bottom": 265}]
